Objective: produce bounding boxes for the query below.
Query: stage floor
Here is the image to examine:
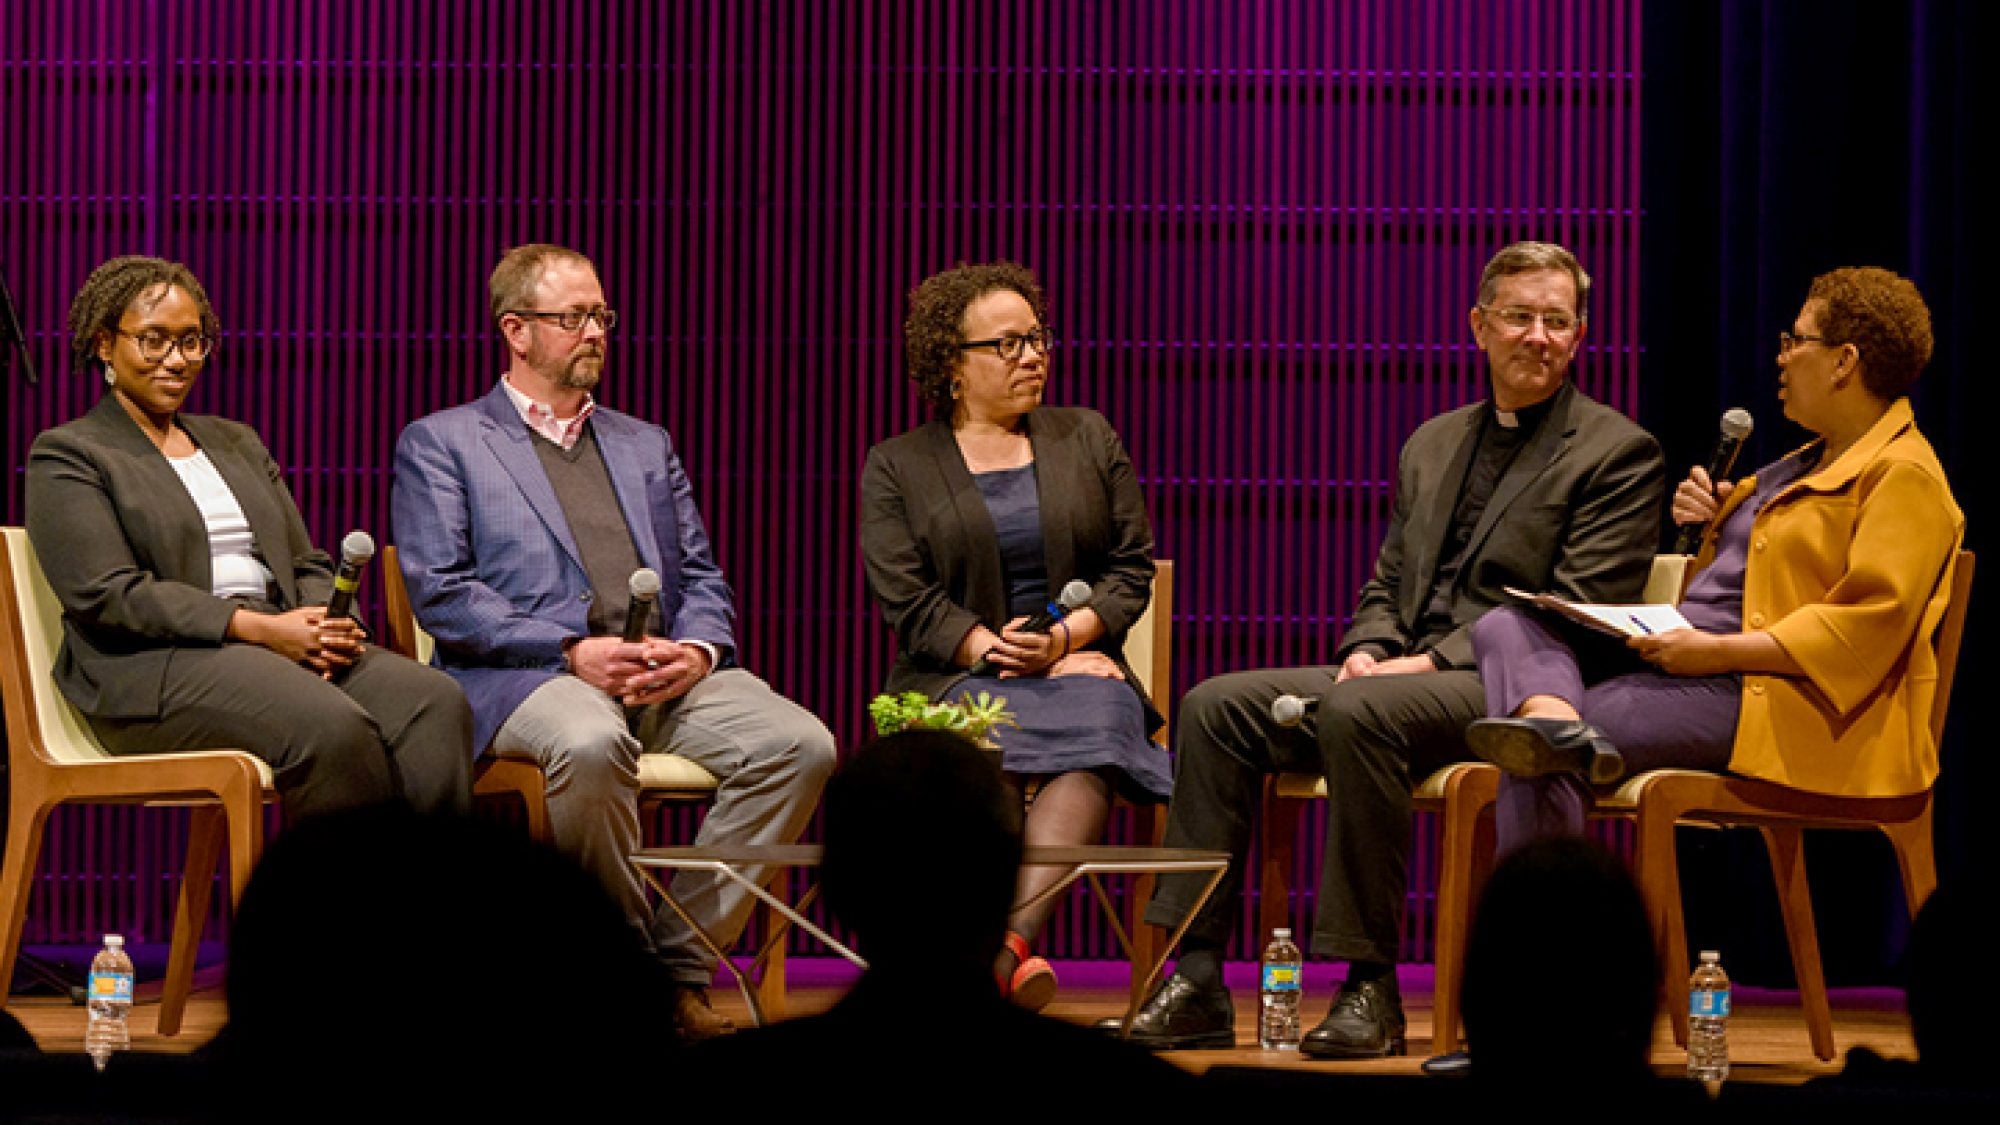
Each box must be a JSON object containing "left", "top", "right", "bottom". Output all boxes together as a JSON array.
[{"left": 8, "top": 957, "right": 1911, "bottom": 1082}]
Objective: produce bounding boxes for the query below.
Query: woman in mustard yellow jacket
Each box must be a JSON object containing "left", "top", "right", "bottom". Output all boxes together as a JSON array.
[{"left": 1460, "top": 267, "right": 1964, "bottom": 845}]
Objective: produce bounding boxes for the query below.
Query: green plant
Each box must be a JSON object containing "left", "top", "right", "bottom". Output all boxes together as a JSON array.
[{"left": 867, "top": 690, "right": 1017, "bottom": 744}]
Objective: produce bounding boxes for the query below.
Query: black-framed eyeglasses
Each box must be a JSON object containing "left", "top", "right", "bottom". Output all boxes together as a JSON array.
[
  {"left": 1479, "top": 305, "right": 1581, "bottom": 335},
  {"left": 958, "top": 327, "right": 1054, "bottom": 361},
  {"left": 505, "top": 307, "right": 619, "bottom": 333},
  {"left": 116, "top": 328, "right": 214, "bottom": 363},
  {"left": 1779, "top": 331, "right": 1828, "bottom": 354}
]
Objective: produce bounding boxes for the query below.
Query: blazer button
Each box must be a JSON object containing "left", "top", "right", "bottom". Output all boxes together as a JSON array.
[
  {"left": 580, "top": 591, "right": 594, "bottom": 603},
  {"left": 1754, "top": 537, "right": 1768, "bottom": 551},
  {"left": 1750, "top": 683, "right": 1765, "bottom": 695},
  {"left": 1749, "top": 612, "right": 1765, "bottom": 628}
]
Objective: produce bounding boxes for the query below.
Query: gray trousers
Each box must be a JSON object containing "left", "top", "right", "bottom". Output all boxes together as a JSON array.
[
  {"left": 89, "top": 644, "right": 474, "bottom": 820},
  {"left": 492, "top": 669, "right": 837, "bottom": 985}
]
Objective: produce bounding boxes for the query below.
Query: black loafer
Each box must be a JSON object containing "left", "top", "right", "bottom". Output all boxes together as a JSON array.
[
  {"left": 1300, "top": 977, "right": 1407, "bottom": 1059},
  {"left": 1466, "top": 716, "right": 1625, "bottom": 786},
  {"left": 1118, "top": 972, "right": 1236, "bottom": 1050},
  {"left": 1421, "top": 1049, "right": 1472, "bottom": 1076}
]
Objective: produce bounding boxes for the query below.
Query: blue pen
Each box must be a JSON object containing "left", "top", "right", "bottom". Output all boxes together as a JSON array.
[{"left": 1629, "top": 614, "right": 1653, "bottom": 635}]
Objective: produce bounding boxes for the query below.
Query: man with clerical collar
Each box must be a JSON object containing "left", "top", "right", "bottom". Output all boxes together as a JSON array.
[
  {"left": 392, "top": 243, "right": 836, "bottom": 1043},
  {"left": 1127, "top": 241, "right": 1666, "bottom": 1059}
]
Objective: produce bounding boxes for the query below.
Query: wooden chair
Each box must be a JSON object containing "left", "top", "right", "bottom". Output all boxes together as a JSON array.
[
  {"left": 1624, "top": 548, "right": 1974, "bottom": 1060},
  {"left": 1114, "top": 560, "right": 1175, "bottom": 1006},
  {"left": 1, "top": 527, "right": 274, "bottom": 1036},
  {"left": 377, "top": 547, "right": 788, "bottom": 1009},
  {"left": 1257, "top": 553, "right": 1694, "bottom": 1053}
]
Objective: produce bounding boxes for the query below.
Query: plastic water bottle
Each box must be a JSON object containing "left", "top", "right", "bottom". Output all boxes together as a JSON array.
[
  {"left": 1687, "top": 949, "right": 1731, "bottom": 1082},
  {"left": 1259, "top": 926, "right": 1303, "bottom": 1050},
  {"left": 85, "top": 934, "right": 135, "bottom": 1071}
]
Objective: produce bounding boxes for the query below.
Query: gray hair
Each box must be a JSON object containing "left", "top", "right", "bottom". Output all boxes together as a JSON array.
[{"left": 1477, "top": 241, "right": 1591, "bottom": 319}]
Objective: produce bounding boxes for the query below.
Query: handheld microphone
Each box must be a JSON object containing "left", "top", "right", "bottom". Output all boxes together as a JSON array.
[
  {"left": 623, "top": 568, "right": 662, "bottom": 644},
  {"left": 967, "top": 579, "right": 1092, "bottom": 678},
  {"left": 323, "top": 531, "right": 376, "bottom": 620},
  {"left": 1673, "top": 408, "right": 1754, "bottom": 555},
  {"left": 1271, "top": 694, "right": 1319, "bottom": 728}
]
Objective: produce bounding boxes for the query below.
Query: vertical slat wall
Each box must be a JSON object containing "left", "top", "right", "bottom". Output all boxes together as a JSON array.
[{"left": 1, "top": 1, "right": 1641, "bottom": 959}]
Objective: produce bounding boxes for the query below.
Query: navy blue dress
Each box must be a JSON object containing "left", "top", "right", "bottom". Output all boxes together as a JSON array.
[{"left": 951, "top": 465, "right": 1172, "bottom": 802}]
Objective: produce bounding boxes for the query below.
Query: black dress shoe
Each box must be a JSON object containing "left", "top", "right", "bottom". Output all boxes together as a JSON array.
[
  {"left": 1466, "top": 716, "right": 1625, "bottom": 786},
  {"left": 1119, "top": 972, "right": 1236, "bottom": 1050},
  {"left": 1300, "top": 977, "right": 1407, "bottom": 1059},
  {"left": 1421, "top": 1049, "right": 1472, "bottom": 1076}
]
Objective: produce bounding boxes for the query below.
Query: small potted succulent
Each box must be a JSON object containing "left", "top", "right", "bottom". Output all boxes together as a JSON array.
[{"left": 866, "top": 690, "right": 1017, "bottom": 751}]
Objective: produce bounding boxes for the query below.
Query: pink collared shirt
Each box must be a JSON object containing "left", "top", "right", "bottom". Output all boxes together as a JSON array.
[
  {"left": 500, "top": 375, "right": 595, "bottom": 451},
  {"left": 499, "top": 376, "right": 721, "bottom": 675}
]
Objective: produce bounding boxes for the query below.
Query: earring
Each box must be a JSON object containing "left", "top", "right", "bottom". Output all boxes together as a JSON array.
[
  {"left": 104, "top": 365, "right": 116, "bottom": 386},
  {"left": 949, "top": 380, "right": 963, "bottom": 399}
]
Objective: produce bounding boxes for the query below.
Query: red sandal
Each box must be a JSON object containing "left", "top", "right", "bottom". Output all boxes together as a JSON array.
[{"left": 1000, "top": 931, "right": 1058, "bottom": 1012}]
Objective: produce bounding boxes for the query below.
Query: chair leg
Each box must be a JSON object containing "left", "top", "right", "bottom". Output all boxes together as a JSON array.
[
  {"left": 1881, "top": 814, "right": 1938, "bottom": 918},
  {"left": 1759, "top": 825, "right": 1835, "bottom": 1061},
  {"left": 1431, "top": 769, "right": 1498, "bottom": 1054},
  {"left": 160, "top": 805, "right": 227, "bottom": 1036},
  {"left": 1126, "top": 802, "right": 1164, "bottom": 1008},
  {"left": 1, "top": 799, "right": 54, "bottom": 1005},
  {"left": 1634, "top": 793, "right": 1692, "bottom": 1048},
  {"left": 1257, "top": 781, "right": 1301, "bottom": 942},
  {"left": 753, "top": 899, "right": 788, "bottom": 1022}
]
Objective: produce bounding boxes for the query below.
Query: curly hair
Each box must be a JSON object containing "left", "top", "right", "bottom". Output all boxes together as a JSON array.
[
  {"left": 1476, "top": 240, "right": 1592, "bottom": 319},
  {"left": 67, "top": 256, "right": 219, "bottom": 374},
  {"left": 903, "top": 260, "right": 1047, "bottom": 414},
  {"left": 1807, "top": 267, "right": 1933, "bottom": 400}
]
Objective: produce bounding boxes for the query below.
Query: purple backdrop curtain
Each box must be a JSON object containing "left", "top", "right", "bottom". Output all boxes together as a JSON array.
[{"left": 2, "top": 0, "right": 1641, "bottom": 961}]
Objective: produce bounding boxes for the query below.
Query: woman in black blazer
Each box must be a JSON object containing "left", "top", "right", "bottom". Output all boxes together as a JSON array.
[
  {"left": 861, "top": 261, "right": 1169, "bottom": 1009},
  {"left": 25, "top": 256, "right": 471, "bottom": 820}
]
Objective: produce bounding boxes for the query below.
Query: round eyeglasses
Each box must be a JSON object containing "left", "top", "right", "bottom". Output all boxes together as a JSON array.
[{"left": 116, "top": 328, "right": 214, "bottom": 363}]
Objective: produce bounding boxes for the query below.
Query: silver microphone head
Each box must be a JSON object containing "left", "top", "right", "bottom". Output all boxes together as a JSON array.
[
  {"left": 340, "top": 530, "right": 376, "bottom": 566},
  {"left": 628, "top": 567, "right": 662, "bottom": 601},
  {"left": 1057, "top": 580, "right": 1092, "bottom": 611},
  {"left": 1271, "top": 694, "right": 1310, "bottom": 728},
  {"left": 1720, "top": 408, "right": 1754, "bottom": 441}
]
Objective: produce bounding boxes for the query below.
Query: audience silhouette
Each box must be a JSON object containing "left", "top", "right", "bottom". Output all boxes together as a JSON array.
[
  {"left": 1458, "top": 836, "right": 1694, "bottom": 1099},
  {"left": 204, "top": 802, "right": 676, "bottom": 1120},
  {"left": 688, "top": 729, "right": 1200, "bottom": 1112},
  {"left": 1795, "top": 883, "right": 2000, "bottom": 1109}
]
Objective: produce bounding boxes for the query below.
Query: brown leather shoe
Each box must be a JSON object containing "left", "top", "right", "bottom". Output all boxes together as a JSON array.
[{"left": 671, "top": 985, "right": 736, "bottom": 1042}]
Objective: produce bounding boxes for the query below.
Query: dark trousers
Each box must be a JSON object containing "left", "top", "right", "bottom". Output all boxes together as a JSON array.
[
  {"left": 1145, "top": 665, "right": 1484, "bottom": 966},
  {"left": 89, "top": 644, "right": 474, "bottom": 821}
]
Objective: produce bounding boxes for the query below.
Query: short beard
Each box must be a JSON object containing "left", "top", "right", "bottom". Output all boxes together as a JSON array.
[{"left": 554, "top": 353, "right": 602, "bottom": 391}]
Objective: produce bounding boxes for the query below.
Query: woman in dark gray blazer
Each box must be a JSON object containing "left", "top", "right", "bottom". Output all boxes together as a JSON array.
[
  {"left": 25, "top": 256, "right": 471, "bottom": 820},
  {"left": 861, "top": 261, "right": 1169, "bottom": 1010}
]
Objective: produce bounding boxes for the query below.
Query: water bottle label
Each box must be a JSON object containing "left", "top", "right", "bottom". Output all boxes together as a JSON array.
[
  {"left": 1690, "top": 989, "right": 1730, "bottom": 1018},
  {"left": 89, "top": 971, "right": 134, "bottom": 1003},
  {"left": 1261, "top": 963, "right": 1302, "bottom": 991}
]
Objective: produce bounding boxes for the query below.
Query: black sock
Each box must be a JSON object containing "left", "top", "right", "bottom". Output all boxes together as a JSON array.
[
  {"left": 1345, "top": 960, "right": 1395, "bottom": 988},
  {"left": 1175, "top": 945, "right": 1224, "bottom": 990}
]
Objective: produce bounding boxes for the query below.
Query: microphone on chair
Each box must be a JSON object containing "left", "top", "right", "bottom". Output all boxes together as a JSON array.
[
  {"left": 1673, "top": 408, "right": 1754, "bottom": 555},
  {"left": 324, "top": 531, "right": 376, "bottom": 620},
  {"left": 1271, "top": 694, "right": 1319, "bottom": 728},
  {"left": 967, "top": 579, "right": 1092, "bottom": 678},
  {"left": 623, "top": 568, "right": 662, "bottom": 643}
]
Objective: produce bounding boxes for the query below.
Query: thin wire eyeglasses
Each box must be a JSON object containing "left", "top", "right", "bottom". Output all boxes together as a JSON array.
[{"left": 1479, "top": 306, "right": 1580, "bottom": 336}]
